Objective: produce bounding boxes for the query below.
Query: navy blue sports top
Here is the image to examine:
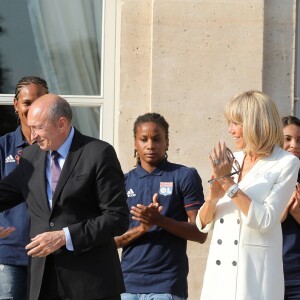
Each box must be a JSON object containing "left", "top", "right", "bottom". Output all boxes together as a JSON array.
[
  {"left": 0, "top": 126, "right": 30, "bottom": 266},
  {"left": 282, "top": 172, "right": 300, "bottom": 287},
  {"left": 121, "top": 159, "right": 204, "bottom": 297}
]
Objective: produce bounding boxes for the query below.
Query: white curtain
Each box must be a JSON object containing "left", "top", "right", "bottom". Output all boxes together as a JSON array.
[{"left": 27, "top": 0, "right": 103, "bottom": 137}]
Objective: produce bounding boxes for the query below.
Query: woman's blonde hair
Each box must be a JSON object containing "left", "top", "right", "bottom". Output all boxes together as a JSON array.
[{"left": 224, "top": 90, "right": 284, "bottom": 156}]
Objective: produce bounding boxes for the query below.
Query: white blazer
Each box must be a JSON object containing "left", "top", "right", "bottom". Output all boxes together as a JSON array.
[{"left": 198, "top": 146, "right": 300, "bottom": 300}]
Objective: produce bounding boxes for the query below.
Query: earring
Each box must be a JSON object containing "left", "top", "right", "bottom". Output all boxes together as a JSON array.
[
  {"left": 165, "top": 152, "right": 168, "bottom": 159},
  {"left": 15, "top": 110, "right": 18, "bottom": 114}
]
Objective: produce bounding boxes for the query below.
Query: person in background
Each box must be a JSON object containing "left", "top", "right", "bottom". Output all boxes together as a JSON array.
[
  {"left": 281, "top": 115, "right": 300, "bottom": 300},
  {"left": 197, "top": 90, "right": 299, "bottom": 300},
  {"left": 0, "top": 76, "right": 48, "bottom": 300},
  {"left": 115, "top": 112, "right": 207, "bottom": 300},
  {"left": 0, "top": 93, "right": 129, "bottom": 300}
]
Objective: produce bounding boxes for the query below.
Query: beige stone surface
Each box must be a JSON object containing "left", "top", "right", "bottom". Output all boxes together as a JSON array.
[
  {"left": 118, "top": 0, "right": 153, "bottom": 171},
  {"left": 117, "top": 1, "right": 296, "bottom": 299},
  {"left": 263, "top": 0, "right": 296, "bottom": 115}
]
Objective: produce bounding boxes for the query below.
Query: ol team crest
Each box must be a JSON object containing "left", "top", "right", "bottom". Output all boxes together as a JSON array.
[{"left": 159, "top": 182, "right": 173, "bottom": 196}]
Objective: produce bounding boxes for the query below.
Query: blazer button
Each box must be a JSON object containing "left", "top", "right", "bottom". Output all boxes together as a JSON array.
[
  {"left": 234, "top": 240, "right": 238, "bottom": 245},
  {"left": 216, "top": 260, "right": 221, "bottom": 265},
  {"left": 49, "top": 222, "right": 55, "bottom": 227},
  {"left": 220, "top": 218, "right": 224, "bottom": 224},
  {"left": 232, "top": 261, "right": 237, "bottom": 266},
  {"left": 217, "top": 239, "right": 222, "bottom": 245},
  {"left": 237, "top": 219, "right": 240, "bottom": 224}
]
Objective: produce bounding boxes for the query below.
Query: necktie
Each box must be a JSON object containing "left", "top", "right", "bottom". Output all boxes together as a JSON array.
[{"left": 51, "top": 151, "right": 61, "bottom": 197}]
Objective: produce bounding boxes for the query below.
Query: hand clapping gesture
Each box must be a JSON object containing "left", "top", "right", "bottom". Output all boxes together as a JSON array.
[
  {"left": 130, "top": 193, "right": 163, "bottom": 230},
  {"left": 282, "top": 183, "right": 300, "bottom": 223}
]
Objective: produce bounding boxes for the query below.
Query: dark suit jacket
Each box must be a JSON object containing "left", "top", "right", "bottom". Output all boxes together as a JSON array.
[{"left": 0, "top": 129, "right": 129, "bottom": 300}]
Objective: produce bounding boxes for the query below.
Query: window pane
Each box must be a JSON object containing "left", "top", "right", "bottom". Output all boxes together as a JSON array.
[
  {"left": 0, "top": 106, "right": 18, "bottom": 136},
  {"left": 71, "top": 107, "right": 100, "bottom": 139},
  {"left": 0, "top": 0, "right": 103, "bottom": 96},
  {"left": 0, "top": 0, "right": 103, "bottom": 139},
  {"left": 0, "top": 1, "right": 42, "bottom": 93}
]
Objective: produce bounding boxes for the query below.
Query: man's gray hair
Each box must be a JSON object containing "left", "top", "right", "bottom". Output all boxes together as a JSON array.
[{"left": 48, "top": 96, "right": 73, "bottom": 123}]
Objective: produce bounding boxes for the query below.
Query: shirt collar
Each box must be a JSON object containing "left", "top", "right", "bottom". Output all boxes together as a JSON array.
[
  {"left": 14, "top": 126, "right": 29, "bottom": 148},
  {"left": 52, "top": 126, "right": 75, "bottom": 159},
  {"left": 136, "top": 158, "right": 168, "bottom": 178}
]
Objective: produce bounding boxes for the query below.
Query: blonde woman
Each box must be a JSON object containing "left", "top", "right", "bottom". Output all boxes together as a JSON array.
[{"left": 197, "top": 91, "right": 299, "bottom": 300}]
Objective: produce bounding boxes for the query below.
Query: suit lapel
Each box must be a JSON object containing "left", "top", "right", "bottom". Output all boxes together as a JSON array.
[
  {"left": 236, "top": 146, "right": 281, "bottom": 190},
  {"left": 35, "top": 149, "right": 50, "bottom": 212},
  {"left": 51, "top": 130, "right": 84, "bottom": 207}
]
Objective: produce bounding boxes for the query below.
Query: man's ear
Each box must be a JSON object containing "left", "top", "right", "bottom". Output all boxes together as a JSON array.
[{"left": 58, "top": 117, "right": 67, "bottom": 129}]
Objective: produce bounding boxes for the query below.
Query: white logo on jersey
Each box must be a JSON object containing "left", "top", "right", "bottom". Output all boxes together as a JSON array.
[
  {"left": 127, "top": 188, "right": 136, "bottom": 197},
  {"left": 159, "top": 182, "right": 173, "bottom": 196},
  {"left": 5, "top": 155, "right": 15, "bottom": 163}
]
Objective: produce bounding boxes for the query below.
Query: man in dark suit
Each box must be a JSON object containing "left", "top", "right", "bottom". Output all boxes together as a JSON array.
[{"left": 0, "top": 94, "right": 129, "bottom": 300}]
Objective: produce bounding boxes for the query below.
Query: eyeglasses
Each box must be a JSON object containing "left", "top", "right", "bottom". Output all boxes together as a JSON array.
[
  {"left": 30, "top": 123, "right": 54, "bottom": 135},
  {"left": 208, "top": 148, "right": 241, "bottom": 185}
]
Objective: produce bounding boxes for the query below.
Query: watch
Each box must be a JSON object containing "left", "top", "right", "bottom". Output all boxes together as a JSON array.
[{"left": 226, "top": 183, "right": 239, "bottom": 198}]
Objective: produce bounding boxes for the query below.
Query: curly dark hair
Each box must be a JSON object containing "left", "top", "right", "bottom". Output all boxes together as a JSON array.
[
  {"left": 14, "top": 76, "right": 48, "bottom": 100},
  {"left": 133, "top": 112, "right": 169, "bottom": 139}
]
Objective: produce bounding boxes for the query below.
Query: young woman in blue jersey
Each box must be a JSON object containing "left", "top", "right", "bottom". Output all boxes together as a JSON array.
[
  {"left": 0, "top": 76, "right": 48, "bottom": 300},
  {"left": 281, "top": 115, "right": 300, "bottom": 300},
  {"left": 115, "top": 113, "right": 207, "bottom": 300}
]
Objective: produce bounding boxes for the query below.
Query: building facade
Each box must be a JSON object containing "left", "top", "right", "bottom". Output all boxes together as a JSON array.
[{"left": 0, "top": 0, "right": 298, "bottom": 298}]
